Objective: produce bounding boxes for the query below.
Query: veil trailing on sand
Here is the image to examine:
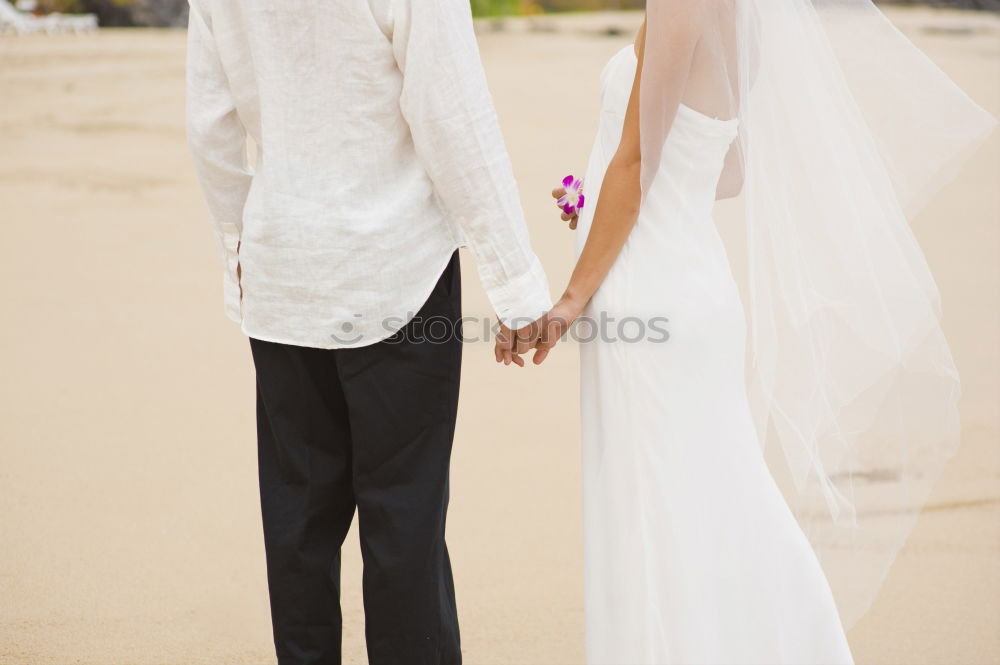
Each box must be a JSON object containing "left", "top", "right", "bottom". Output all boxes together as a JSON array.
[{"left": 641, "top": 0, "right": 996, "bottom": 629}]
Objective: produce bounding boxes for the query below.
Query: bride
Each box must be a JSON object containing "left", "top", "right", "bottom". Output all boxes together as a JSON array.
[{"left": 505, "top": 0, "right": 996, "bottom": 663}]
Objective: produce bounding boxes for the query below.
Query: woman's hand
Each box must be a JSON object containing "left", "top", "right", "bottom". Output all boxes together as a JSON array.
[
  {"left": 532, "top": 294, "right": 587, "bottom": 365},
  {"left": 552, "top": 186, "right": 580, "bottom": 230}
]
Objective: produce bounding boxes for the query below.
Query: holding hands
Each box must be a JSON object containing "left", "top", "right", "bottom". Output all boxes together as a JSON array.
[
  {"left": 494, "top": 297, "right": 583, "bottom": 367},
  {"left": 494, "top": 317, "right": 545, "bottom": 367}
]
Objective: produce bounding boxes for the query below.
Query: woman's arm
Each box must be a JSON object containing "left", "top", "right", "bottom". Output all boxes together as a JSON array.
[
  {"left": 532, "top": 13, "right": 702, "bottom": 363},
  {"left": 559, "top": 25, "right": 647, "bottom": 315}
]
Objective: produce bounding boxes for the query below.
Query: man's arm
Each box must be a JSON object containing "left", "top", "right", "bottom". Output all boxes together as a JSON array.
[
  {"left": 390, "top": 0, "right": 551, "bottom": 332},
  {"left": 186, "top": 0, "right": 253, "bottom": 322}
]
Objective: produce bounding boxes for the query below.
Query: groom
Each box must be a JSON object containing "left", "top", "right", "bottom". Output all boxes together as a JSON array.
[{"left": 186, "top": 0, "right": 551, "bottom": 663}]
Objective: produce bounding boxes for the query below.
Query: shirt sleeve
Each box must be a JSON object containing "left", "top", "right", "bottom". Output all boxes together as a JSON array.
[
  {"left": 390, "top": 0, "right": 552, "bottom": 330},
  {"left": 185, "top": 0, "right": 253, "bottom": 323}
]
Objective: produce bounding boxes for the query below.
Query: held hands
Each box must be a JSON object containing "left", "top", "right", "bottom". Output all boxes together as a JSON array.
[
  {"left": 494, "top": 316, "right": 544, "bottom": 367},
  {"left": 493, "top": 295, "right": 585, "bottom": 367}
]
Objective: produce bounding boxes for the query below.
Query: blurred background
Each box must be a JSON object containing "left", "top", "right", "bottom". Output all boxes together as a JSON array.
[
  {"left": 1, "top": 0, "right": 998, "bottom": 27},
  {"left": 1, "top": 1, "right": 998, "bottom": 664}
]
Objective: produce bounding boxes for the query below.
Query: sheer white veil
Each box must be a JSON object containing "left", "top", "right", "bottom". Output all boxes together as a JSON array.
[{"left": 641, "top": 0, "right": 996, "bottom": 629}]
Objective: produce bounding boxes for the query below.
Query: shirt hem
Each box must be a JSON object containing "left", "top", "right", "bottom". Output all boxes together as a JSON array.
[{"left": 235, "top": 242, "right": 463, "bottom": 350}]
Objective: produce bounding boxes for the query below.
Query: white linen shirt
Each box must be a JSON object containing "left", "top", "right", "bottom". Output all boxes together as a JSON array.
[{"left": 186, "top": 0, "right": 551, "bottom": 348}]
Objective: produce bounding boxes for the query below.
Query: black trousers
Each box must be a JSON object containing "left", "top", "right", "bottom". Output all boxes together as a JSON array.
[{"left": 249, "top": 252, "right": 463, "bottom": 665}]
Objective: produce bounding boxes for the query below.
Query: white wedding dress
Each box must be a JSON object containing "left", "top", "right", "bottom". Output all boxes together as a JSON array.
[{"left": 575, "top": 45, "right": 855, "bottom": 665}]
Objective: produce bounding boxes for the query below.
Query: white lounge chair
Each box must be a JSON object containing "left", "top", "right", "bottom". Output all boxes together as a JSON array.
[
  {"left": 0, "top": 0, "right": 97, "bottom": 36},
  {"left": 55, "top": 11, "right": 98, "bottom": 33}
]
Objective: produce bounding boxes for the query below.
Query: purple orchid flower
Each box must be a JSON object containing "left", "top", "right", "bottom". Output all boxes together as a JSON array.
[{"left": 558, "top": 174, "right": 585, "bottom": 216}]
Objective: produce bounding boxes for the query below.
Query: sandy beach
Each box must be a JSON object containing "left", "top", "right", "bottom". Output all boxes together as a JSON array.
[{"left": 0, "top": 8, "right": 998, "bottom": 664}]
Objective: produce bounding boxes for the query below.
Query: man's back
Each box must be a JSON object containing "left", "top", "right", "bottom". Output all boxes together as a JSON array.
[
  {"left": 187, "top": 0, "right": 551, "bottom": 347},
  {"left": 204, "top": 0, "right": 435, "bottom": 230}
]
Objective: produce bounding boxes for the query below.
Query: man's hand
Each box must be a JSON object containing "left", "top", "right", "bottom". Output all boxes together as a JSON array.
[
  {"left": 552, "top": 186, "right": 579, "bottom": 230},
  {"left": 494, "top": 316, "right": 544, "bottom": 367}
]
